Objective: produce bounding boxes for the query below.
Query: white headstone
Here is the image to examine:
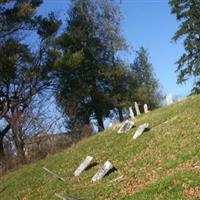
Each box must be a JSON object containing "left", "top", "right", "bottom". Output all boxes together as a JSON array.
[
  {"left": 134, "top": 102, "right": 141, "bottom": 115},
  {"left": 92, "top": 160, "right": 113, "bottom": 182},
  {"left": 176, "top": 96, "right": 186, "bottom": 102},
  {"left": 117, "top": 120, "right": 134, "bottom": 134},
  {"left": 108, "top": 121, "right": 123, "bottom": 130},
  {"left": 144, "top": 104, "right": 148, "bottom": 113},
  {"left": 108, "top": 122, "right": 113, "bottom": 128},
  {"left": 74, "top": 156, "right": 93, "bottom": 176},
  {"left": 129, "top": 106, "right": 135, "bottom": 119},
  {"left": 132, "top": 123, "right": 149, "bottom": 140},
  {"left": 166, "top": 94, "right": 173, "bottom": 105}
]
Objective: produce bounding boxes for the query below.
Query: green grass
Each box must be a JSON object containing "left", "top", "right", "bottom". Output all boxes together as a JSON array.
[{"left": 1, "top": 95, "right": 200, "bottom": 200}]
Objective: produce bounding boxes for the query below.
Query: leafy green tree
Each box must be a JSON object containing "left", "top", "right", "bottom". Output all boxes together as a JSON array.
[
  {"left": 169, "top": 0, "right": 200, "bottom": 94},
  {"left": 130, "top": 47, "right": 162, "bottom": 109},
  {"left": 54, "top": 0, "right": 125, "bottom": 132}
]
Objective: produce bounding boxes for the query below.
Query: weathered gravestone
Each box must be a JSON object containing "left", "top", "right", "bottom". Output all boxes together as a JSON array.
[
  {"left": 74, "top": 156, "right": 93, "bottom": 176},
  {"left": 55, "top": 193, "right": 84, "bottom": 200},
  {"left": 132, "top": 123, "right": 149, "bottom": 140},
  {"left": 117, "top": 120, "right": 134, "bottom": 134},
  {"left": 177, "top": 96, "right": 187, "bottom": 102},
  {"left": 109, "top": 175, "right": 124, "bottom": 184},
  {"left": 108, "top": 121, "right": 123, "bottom": 130},
  {"left": 129, "top": 106, "right": 135, "bottom": 120},
  {"left": 43, "top": 167, "right": 65, "bottom": 182},
  {"left": 144, "top": 104, "right": 148, "bottom": 113},
  {"left": 92, "top": 160, "right": 113, "bottom": 182},
  {"left": 166, "top": 94, "right": 173, "bottom": 106},
  {"left": 134, "top": 102, "right": 141, "bottom": 116}
]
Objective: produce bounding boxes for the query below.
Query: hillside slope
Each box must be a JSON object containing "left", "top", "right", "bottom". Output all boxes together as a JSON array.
[{"left": 1, "top": 95, "right": 200, "bottom": 200}]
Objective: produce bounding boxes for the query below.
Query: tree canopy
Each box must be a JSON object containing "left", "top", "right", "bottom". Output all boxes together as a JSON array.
[{"left": 169, "top": 0, "right": 200, "bottom": 94}]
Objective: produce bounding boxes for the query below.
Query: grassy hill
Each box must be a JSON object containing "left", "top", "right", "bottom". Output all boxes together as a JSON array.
[{"left": 1, "top": 95, "right": 200, "bottom": 200}]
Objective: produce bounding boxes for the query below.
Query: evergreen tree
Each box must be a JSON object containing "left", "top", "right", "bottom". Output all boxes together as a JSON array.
[
  {"left": 54, "top": 0, "right": 125, "bottom": 132},
  {"left": 169, "top": 0, "right": 200, "bottom": 94},
  {"left": 109, "top": 59, "right": 139, "bottom": 121},
  {"left": 130, "top": 47, "right": 162, "bottom": 109}
]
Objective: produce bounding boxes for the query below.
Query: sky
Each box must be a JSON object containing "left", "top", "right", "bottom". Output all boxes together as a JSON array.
[
  {"left": 0, "top": 1, "right": 193, "bottom": 133},
  {"left": 38, "top": 0, "right": 194, "bottom": 97}
]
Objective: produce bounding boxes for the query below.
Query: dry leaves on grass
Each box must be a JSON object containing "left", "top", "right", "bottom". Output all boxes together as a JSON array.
[{"left": 184, "top": 187, "right": 200, "bottom": 198}]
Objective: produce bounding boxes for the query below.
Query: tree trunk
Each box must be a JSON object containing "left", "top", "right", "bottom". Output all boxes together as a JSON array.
[
  {"left": 118, "top": 108, "right": 124, "bottom": 122},
  {"left": 12, "top": 125, "right": 26, "bottom": 164},
  {"left": 96, "top": 112, "right": 104, "bottom": 132},
  {"left": 9, "top": 108, "right": 26, "bottom": 164},
  {"left": 0, "top": 137, "right": 4, "bottom": 160},
  {"left": 0, "top": 125, "right": 10, "bottom": 160}
]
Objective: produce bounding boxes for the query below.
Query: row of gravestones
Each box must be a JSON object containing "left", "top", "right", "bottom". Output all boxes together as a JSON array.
[
  {"left": 45, "top": 94, "right": 186, "bottom": 199},
  {"left": 129, "top": 102, "right": 149, "bottom": 119},
  {"left": 116, "top": 94, "right": 186, "bottom": 123},
  {"left": 108, "top": 102, "right": 148, "bottom": 129},
  {"left": 166, "top": 93, "right": 187, "bottom": 106},
  {"left": 123, "top": 94, "right": 186, "bottom": 119}
]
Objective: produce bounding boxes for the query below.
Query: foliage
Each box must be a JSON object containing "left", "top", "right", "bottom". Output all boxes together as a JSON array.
[
  {"left": 54, "top": 0, "right": 126, "bottom": 131},
  {"left": 108, "top": 59, "right": 139, "bottom": 121},
  {"left": 0, "top": 0, "right": 61, "bottom": 161},
  {"left": 130, "top": 47, "right": 162, "bottom": 109},
  {"left": 169, "top": 0, "right": 200, "bottom": 93}
]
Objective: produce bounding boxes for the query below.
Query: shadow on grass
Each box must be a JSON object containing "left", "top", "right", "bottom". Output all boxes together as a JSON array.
[
  {"left": 85, "top": 162, "right": 98, "bottom": 171},
  {"left": 105, "top": 167, "right": 117, "bottom": 177},
  {"left": 0, "top": 184, "right": 9, "bottom": 194}
]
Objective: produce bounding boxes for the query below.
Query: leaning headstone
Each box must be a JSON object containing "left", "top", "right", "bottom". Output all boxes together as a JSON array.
[
  {"left": 117, "top": 120, "right": 134, "bottom": 134},
  {"left": 74, "top": 156, "right": 93, "bottom": 176},
  {"left": 129, "top": 106, "right": 135, "bottom": 119},
  {"left": 108, "top": 121, "right": 123, "bottom": 130},
  {"left": 144, "top": 104, "right": 149, "bottom": 113},
  {"left": 166, "top": 94, "right": 173, "bottom": 105},
  {"left": 55, "top": 193, "right": 83, "bottom": 200},
  {"left": 109, "top": 175, "right": 124, "bottom": 183},
  {"left": 134, "top": 102, "right": 141, "bottom": 116},
  {"left": 42, "top": 167, "right": 65, "bottom": 182},
  {"left": 132, "top": 123, "right": 149, "bottom": 140},
  {"left": 92, "top": 160, "right": 113, "bottom": 182}
]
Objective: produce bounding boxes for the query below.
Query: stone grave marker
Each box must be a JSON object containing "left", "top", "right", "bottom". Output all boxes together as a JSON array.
[
  {"left": 42, "top": 167, "right": 65, "bottom": 182},
  {"left": 55, "top": 193, "right": 83, "bottom": 200},
  {"left": 144, "top": 104, "right": 148, "bottom": 113},
  {"left": 177, "top": 96, "right": 186, "bottom": 102},
  {"left": 117, "top": 120, "right": 134, "bottom": 134},
  {"left": 92, "top": 160, "right": 113, "bottom": 182},
  {"left": 166, "top": 94, "right": 173, "bottom": 105},
  {"left": 129, "top": 106, "right": 135, "bottom": 119},
  {"left": 108, "top": 122, "right": 113, "bottom": 128},
  {"left": 108, "top": 121, "right": 123, "bottom": 130},
  {"left": 109, "top": 175, "right": 124, "bottom": 184},
  {"left": 134, "top": 102, "right": 141, "bottom": 116},
  {"left": 132, "top": 123, "right": 149, "bottom": 140},
  {"left": 74, "top": 156, "right": 93, "bottom": 176}
]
